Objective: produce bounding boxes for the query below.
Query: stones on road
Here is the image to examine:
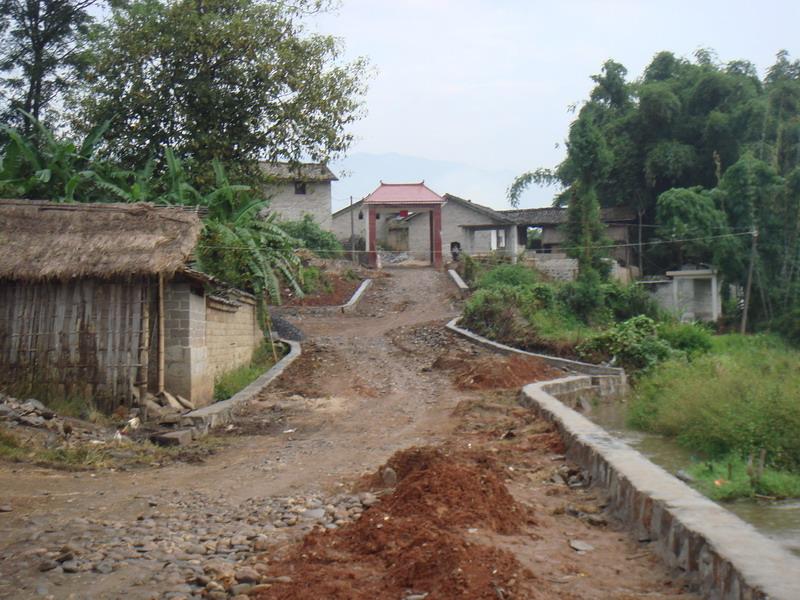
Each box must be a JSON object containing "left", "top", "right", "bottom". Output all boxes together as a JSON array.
[{"left": 18, "top": 488, "right": 383, "bottom": 599}]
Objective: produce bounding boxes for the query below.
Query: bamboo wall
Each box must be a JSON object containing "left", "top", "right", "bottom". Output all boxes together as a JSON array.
[{"left": 0, "top": 279, "right": 152, "bottom": 412}]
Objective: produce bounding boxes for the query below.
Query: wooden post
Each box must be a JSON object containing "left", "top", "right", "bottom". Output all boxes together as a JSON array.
[
  {"left": 157, "top": 272, "right": 165, "bottom": 394},
  {"left": 349, "top": 195, "right": 356, "bottom": 264},
  {"left": 138, "top": 279, "right": 150, "bottom": 418}
]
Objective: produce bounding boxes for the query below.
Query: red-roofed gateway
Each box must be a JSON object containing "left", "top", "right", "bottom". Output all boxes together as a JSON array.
[{"left": 363, "top": 182, "right": 445, "bottom": 268}]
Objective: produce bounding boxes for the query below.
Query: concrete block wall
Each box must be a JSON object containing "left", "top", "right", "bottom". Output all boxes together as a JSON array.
[
  {"left": 521, "top": 376, "right": 800, "bottom": 600},
  {"left": 264, "top": 182, "right": 332, "bottom": 230},
  {"left": 164, "top": 282, "right": 213, "bottom": 407},
  {"left": 205, "top": 296, "right": 263, "bottom": 380}
]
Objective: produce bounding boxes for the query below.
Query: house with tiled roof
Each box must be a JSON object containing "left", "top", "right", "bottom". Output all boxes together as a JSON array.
[{"left": 261, "top": 161, "right": 338, "bottom": 230}]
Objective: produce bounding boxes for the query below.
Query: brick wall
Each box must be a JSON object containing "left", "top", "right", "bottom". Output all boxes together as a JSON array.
[
  {"left": 264, "top": 181, "right": 333, "bottom": 230},
  {"left": 163, "top": 282, "right": 263, "bottom": 408},
  {"left": 205, "top": 295, "right": 263, "bottom": 379}
]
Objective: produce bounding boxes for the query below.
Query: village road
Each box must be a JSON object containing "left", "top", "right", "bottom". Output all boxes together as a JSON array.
[{"left": 0, "top": 268, "right": 468, "bottom": 599}]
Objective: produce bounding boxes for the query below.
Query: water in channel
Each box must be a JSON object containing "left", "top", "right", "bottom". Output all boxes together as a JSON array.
[{"left": 588, "top": 400, "right": 800, "bottom": 557}]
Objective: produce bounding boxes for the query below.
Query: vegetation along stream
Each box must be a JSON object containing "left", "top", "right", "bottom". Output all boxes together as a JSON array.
[{"left": 589, "top": 400, "right": 800, "bottom": 557}]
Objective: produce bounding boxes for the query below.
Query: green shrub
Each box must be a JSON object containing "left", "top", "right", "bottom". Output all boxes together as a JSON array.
[
  {"left": 461, "top": 254, "right": 477, "bottom": 286},
  {"left": 557, "top": 272, "right": 607, "bottom": 323},
  {"left": 278, "top": 215, "right": 343, "bottom": 258},
  {"left": 602, "top": 281, "right": 661, "bottom": 321},
  {"left": 657, "top": 321, "right": 713, "bottom": 356},
  {"left": 577, "top": 315, "right": 674, "bottom": 371},
  {"left": 299, "top": 266, "right": 332, "bottom": 295},
  {"left": 477, "top": 264, "right": 538, "bottom": 289},
  {"left": 687, "top": 456, "right": 800, "bottom": 501},
  {"left": 629, "top": 334, "right": 800, "bottom": 470}
]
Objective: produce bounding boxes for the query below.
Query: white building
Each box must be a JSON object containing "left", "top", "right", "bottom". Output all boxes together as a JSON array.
[{"left": 261, "top": 162, "right": 337, "bottom": 229}]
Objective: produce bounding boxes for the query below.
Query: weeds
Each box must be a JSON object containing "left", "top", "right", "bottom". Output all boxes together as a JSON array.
[
  {"left": 213, "top": 340, "right": 282, "bottom": 401},
  {"left": 629, "top": 334, "right": 800, "bottom": 472},
  {"left": 688, "top": 456, "right": 800, "bottom": 501}
]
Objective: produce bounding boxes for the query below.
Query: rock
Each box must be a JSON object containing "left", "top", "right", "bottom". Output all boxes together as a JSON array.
[
  {"left": 675, "top": 469, "right": 695, "bottom": 484},
  {"left": 248, "top": 584, "right": 274, "bottom": 594},
  {"left": 18, "top": 414, "right": 45, "bottom": 427},
  {"left": 21, "top": 399, "right": 54, "bottom": 418},
  {"left": 61, "top": 560, "right": 80, "bottom": 573},
  {"left": 252, "top": 536, "right": 270, "bottom": 551},
  {"left": 568, "top": 539, "right": 594, "bottom": 553},
  {"left": 235, "top": 566, "right": 260, "bottom": 584},
  {"left": 94, "top": 561, "right": 114, "bottom": 574},
  {"left": 38, "top": 559, "right": 58, "bottom": 572},
  {"left": 0, "top": 505, "right": 12, "bottom": 513},
  {"left": 587, "top": 514, "right": 607, "bottom": 527},
  {"left": 0, "top": 405, "right": 17, "bottom": 420},
  {"left": 151, "top": 429, "right": 193, "bottom": 447},
  {"left": 264, "top": 576, "right": 293, "bottom": 584},
  {"left": 359, "top": 492, "right": 378, "bottom": 507},
  {"left": 381, "top": 467, "right": 398, "bottom": 487},
  {"left": 300, "top": 508, "right": 325, "bottom": 521}
]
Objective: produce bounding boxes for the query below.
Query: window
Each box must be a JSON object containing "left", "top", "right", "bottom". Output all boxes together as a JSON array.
[
  {"left": 294, "top": 182, "right": 307, "bottom": 195},
  {"left": 497, "top": 229, "right": 506, "bottom": 248},
  {"left": 358, "top": 211, "right": 363, "bottom": 220}
]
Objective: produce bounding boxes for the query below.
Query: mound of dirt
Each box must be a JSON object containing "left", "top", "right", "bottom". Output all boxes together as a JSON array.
[
  {"left": 253, "top": 447, "right": 535, "bottom": 600},
  {"left": 434, "top": 353, "right": 561, "bottom": 390}
]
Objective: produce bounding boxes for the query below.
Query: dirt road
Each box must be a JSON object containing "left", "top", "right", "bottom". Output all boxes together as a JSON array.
[{"left": 0, "top": 268, "right": 695, "bottom": 599}]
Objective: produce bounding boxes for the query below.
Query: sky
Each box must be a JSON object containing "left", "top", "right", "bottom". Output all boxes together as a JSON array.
[{"left": 311, "top": 0, "right": 800, "bottom": 211}]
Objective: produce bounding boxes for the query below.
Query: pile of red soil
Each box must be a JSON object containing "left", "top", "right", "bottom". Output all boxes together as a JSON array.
[
  {"left": 253, "top": 447, "right": 535, "bottom": 600},
  {"left": 286, "top": 274, "right": 361, "bottom": 307},
  {"left": 434, "top": 353, "right": 561, "bottom": 390}
]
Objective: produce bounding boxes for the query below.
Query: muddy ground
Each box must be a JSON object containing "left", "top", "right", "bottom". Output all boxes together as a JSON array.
[{"left": 0, "top": 268, "right": 696, "bottom": 599}]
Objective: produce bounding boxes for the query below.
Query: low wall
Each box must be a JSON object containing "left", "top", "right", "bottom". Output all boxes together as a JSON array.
[
  {"left": 271, "top": 279, "right": 372, "bottom": 317},
  {"left": 521, "top": 376, "right": 800, "bottom": 600},
  {"left": 446, "top": 318, "right": 626, "bottom": 382}
]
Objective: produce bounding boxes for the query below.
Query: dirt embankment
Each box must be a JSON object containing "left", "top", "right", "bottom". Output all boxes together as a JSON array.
[{"left": 254, "top": 447, "right": 535, "bottom": 600}]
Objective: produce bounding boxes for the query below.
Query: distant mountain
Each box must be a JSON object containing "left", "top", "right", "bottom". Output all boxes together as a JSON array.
[{"left": 328, "top": 152, "right": 552, "bottom": 212}]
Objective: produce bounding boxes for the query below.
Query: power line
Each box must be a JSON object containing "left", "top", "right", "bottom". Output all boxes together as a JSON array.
[{"left": 194, "top": 230, "right": 755, "bottom": 254}]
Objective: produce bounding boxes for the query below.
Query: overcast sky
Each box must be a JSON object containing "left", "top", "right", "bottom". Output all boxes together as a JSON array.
[{"left": 313, "top": 0, "right": 800, "bottom": 209}]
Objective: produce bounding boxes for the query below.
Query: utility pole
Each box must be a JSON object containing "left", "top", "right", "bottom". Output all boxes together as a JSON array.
[
  {"left": 740, "top": 228, "right": 758, "bottom": 334},
  {"left": 349, "top": 195, "right": 355, "bottom": 264}
]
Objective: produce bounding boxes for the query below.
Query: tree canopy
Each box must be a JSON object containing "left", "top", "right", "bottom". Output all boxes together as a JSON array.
[
  {"left": 72, "top": 0, "right": 368, "bottom": 177},
  {"left": 511, "top": 49, "right": 800, "bottom": 329}
]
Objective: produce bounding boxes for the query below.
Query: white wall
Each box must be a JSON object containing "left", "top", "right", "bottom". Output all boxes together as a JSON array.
[{"left": 264, "top": 181, "right": 332, "bottom": 230}]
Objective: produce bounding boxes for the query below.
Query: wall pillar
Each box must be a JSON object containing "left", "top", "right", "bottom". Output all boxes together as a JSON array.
[
  {"left": 507, "top": 225, "right": 519, "bottom": 264},
  {"left": 710, "top": 273, "right": 720, "bottom": 321},
  {"left": 367, "top": 205, "right": 378, "bottom": 268},
  {"left": 431, "top": 204, "right": 443, "bottom": 269}
]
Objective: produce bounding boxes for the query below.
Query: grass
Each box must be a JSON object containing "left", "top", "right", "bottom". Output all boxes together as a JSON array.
[
  {"left": 687, "top": 456, "right": 800, "bottom": 501},
  {"left": 628, "top": 333, "right": 800, "bottom": 500},
  {"left": 0, "top": 424, "right": 227, "bottom": 471},
  {"left": 213, "top": 340, "right": 283, "bottom": 401}
]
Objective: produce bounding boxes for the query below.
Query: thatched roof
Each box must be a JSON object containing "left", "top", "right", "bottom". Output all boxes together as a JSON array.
[{"left": 0, "top": 200, "right": 203, "bottom": 281}]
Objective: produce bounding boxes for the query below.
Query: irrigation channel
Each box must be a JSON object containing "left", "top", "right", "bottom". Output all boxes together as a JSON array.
[{"left": 588, "top": 400, "right": 800, "bottom": 557}]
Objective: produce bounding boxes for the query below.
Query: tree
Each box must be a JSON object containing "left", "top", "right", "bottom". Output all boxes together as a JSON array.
[
  {"left": 562, "top": 114, "right": 612, "bottom": 277},
  {"left": 74, "top": 0, "right": 368, "bottom": 179},
  {"left": 0, "top": 0, "right": 95, "bottom": 131}
]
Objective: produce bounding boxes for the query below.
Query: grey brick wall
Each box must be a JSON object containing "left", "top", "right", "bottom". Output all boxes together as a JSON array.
[{"left": 264, "top": 182, "right": 333, "bottom": 230}]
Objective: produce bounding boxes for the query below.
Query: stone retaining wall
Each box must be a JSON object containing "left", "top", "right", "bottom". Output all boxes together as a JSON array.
[{"left": 521, "top": 376, "right": 800, "bottom": 600}]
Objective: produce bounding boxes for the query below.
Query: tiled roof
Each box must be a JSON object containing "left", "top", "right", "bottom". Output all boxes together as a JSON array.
[
  {"left": 500, "top": 205, "right": 637, "bottom": 225},
  {"left": 443, "top": 194, "right": 513, "bottom": 224},
  {"left": 260, "top": 162, "right": 338, "bottom": 182},
  {"left": 363, "top": 182, "right": 444, "bottom": 205}
]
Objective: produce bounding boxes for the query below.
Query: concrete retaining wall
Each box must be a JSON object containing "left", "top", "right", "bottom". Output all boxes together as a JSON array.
[
  {"left": 446, "top": 317, "right": 626, "bottom": 381},
  {"left": 272, "top": 279, "right": 372, "bottom": 318},
  {"left": 521, "top": 376, "right": 800, "bottom": 600}
]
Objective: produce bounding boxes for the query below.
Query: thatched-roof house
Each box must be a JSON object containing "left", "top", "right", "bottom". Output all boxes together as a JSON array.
[{"left": 0, "top": 200, "right": 263, "bottom": 412}]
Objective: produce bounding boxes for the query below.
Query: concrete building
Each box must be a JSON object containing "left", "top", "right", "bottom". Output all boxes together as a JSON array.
[
  {"left": 261, "top": 162, "right": 338, "bottom": 230},
  {"left": 331, "top": 189, "right": 519, "bottom": 264},
  {"left": 640, "top": 268, "right": 721, "bottom": 322},
  {"left": 0, "top": 201, "right": 264, "bottom": 412}
]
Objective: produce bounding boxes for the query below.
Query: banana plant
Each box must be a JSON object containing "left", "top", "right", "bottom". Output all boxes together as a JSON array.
[{"left": 0, "top": 111, "right": 110, "bottom": 201}]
